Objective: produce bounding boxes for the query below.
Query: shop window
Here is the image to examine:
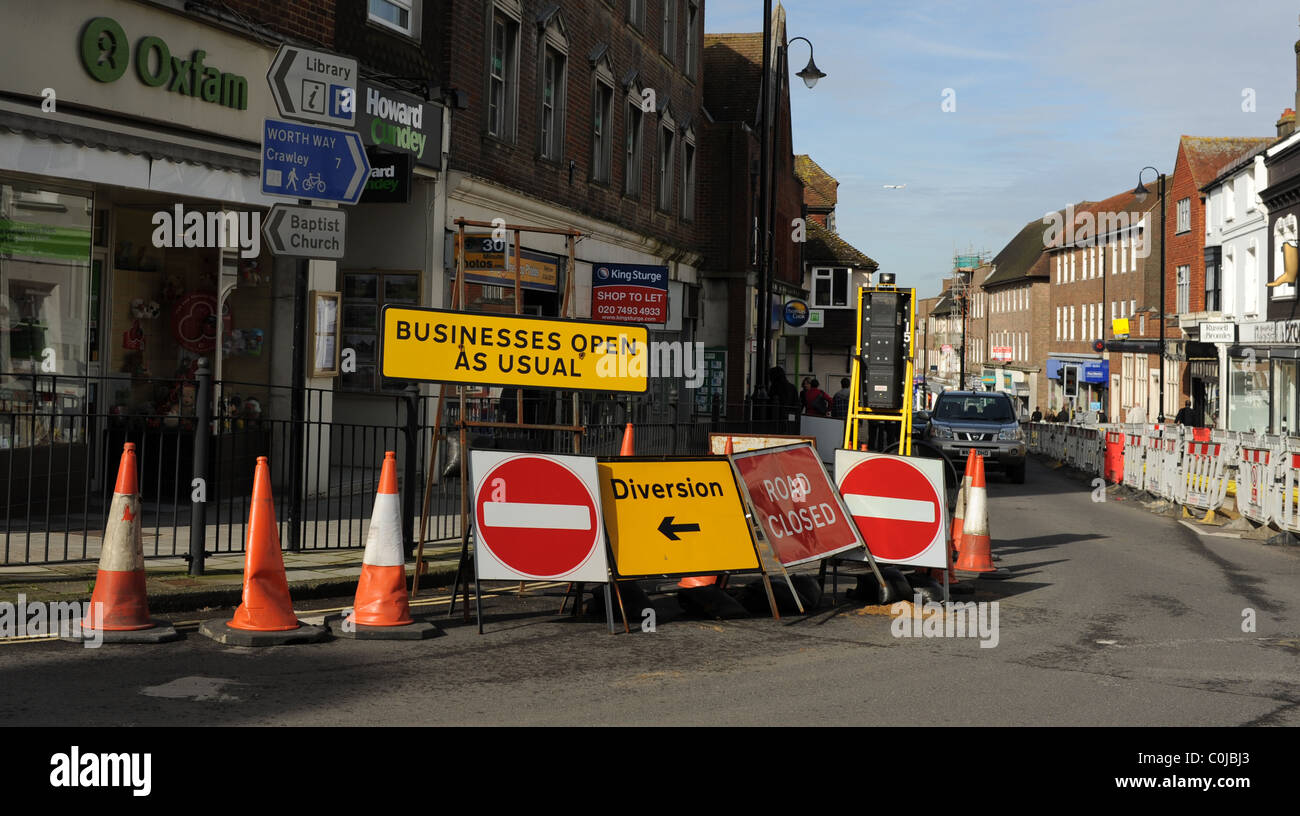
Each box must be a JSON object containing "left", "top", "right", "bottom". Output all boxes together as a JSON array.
[
  {"left": 340, "top": 271, "right": 420, "bottom": 393},
  {"left": 1273, "top": 359, "right": 1298, "bottom": 436},
  {"left": 1228, "top": 356, "right": 1269, "bottom": 432}
]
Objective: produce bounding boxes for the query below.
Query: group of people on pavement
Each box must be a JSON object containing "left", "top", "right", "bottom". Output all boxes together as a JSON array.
[
  {"left": 1030, "top": 399, "right": 1201, "bottom": 427},
  {"left": 766, "top": 367, "right": 853, "bottom": 419}
]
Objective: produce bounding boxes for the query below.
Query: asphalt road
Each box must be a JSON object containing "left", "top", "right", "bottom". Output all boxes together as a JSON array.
[{"left": 2, "top": 458, "right": 1298, "bottom": 727}]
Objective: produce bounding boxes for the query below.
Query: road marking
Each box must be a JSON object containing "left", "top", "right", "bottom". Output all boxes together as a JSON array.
[
  {"left": 1177, "top": 520, "right": 1242, "bottom": 539},
  {"left": 843, "top": 494, "right": 935, "bottom": 523},
  {"left": 140, "top": 676, "right": 241, "bottom": 702},
  {"left": 483, "top": 501, "right": 591, "bottom": 530}
]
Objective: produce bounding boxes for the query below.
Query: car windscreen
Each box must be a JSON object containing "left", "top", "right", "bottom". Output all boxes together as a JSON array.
[{"left": 933, "top": 396, "right": 1015, "bottom": 423}]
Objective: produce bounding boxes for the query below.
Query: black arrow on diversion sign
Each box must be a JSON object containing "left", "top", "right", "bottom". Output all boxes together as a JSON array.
[{"left": 658, "top": 516, "right": 701, "bottom": 541}]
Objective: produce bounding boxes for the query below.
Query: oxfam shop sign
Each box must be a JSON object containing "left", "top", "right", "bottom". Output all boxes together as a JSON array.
[{"left": 79, "top": 17, "right": 248, "bottom": 110}]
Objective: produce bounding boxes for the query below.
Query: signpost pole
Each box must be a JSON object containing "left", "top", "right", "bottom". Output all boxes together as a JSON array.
[{"left": 287, "top": 244, "right": 309, "bottom": 552}]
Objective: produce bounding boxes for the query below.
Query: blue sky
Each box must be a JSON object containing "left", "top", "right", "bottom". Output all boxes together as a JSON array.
[{"left": 705, "top": 0, "right": 1300, "bottom": 297}]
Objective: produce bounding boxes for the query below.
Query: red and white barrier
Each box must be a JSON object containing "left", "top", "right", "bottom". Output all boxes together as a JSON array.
[{"left": 1238, "top": 446, "right": 1277, "bottom": 526}]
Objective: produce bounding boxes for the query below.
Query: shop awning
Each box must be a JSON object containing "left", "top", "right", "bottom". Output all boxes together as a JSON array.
[{"left": 0, "top": 109, "right": 259, "bottom": 176}]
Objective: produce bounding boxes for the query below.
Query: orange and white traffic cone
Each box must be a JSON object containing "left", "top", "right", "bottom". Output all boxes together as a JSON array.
[
  {"left": 723, "top": 436, "right": 734, "bottom": 455},
  {"left": 81, "top": 443, "right": 178, "bottom": 643},
  {"left": 951, "top": 449, "right": 975, "bottom": 558},
  {"left": 954, "top": 454, "right": 995, "bottom": 573},
  {"left": 200, "top": 456, "right": 327, "bottom": 645},
  {"left": 620, "top": 422, "right": 635, "bottom": 456},
  {"left": 333, "top": 452, "right": 437, "bottom": 639}
]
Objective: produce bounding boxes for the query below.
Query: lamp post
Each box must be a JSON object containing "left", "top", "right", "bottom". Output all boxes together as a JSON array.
[
  {"left": 756, "top": 0, "right": 823, "bottom": 404},
  {"left": 1134, "top": 167, "right": 1166, "bottom": 421}
]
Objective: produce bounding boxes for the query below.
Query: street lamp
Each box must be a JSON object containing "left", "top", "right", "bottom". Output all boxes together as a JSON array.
[
  {"left": 789, "top": 37, "right": 826, "bottom": 89},
  {"left": 756, "top": 6, "right": 824, "bottom": 407},
  {"left": 1134, "top": 166, "right": 1166, "bottom": 421}
]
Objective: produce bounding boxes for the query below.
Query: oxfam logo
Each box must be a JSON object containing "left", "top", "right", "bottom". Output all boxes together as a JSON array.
[{"left": 78, "top": 17, "right": 248, "bottom": 110}]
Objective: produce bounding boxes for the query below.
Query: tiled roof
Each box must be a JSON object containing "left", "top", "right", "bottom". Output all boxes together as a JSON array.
[
  {"left": 1182, "top": 136, "right": 1274, "bottom": 188},
  {"left": 1203, "top": 139, "right": 1273, "bottom": 191},
  {"left": 795, "top": 154, "right": 838, "bottom": 210},
  {"left": 804, "top": 219, "right": 878, "bottom": 269},
  {"left": 982, "top": 217, "right": 1051, "bottom": 287},
  {"left": 703, "top": 33, "right": 763, "bottom": 124}
]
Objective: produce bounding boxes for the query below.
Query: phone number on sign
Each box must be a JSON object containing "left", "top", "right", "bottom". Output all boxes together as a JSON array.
[{"left": 596, "top": 305, "right": 664, "bottom": 319}]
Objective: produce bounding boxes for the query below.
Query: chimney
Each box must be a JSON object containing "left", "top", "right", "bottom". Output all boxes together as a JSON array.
[{"left": 1279, "top": 108, "right": 1296, "bottom": 138}]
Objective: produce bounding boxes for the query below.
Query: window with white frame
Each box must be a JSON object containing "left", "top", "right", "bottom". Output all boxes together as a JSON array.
[
  {"left": 1070, "top": 305, "right": 1075, "bottom": 340},
  {"left": 591, "top": 58, "right": 615, "bottom": 183},
  {"left": 1055, "top": 307, "right": 1060, "bottom": 340},
  {"left": 656, "top": 108, "right": 676, "bottom": 212},
  {"left": 1070, "top": 252, "right": 1076, "bottom": 281},
  {"left": 661, "top": 0, "right": 676, "bottom": 61},
  {"left": 1273, "top": 214, "right": 1298, "bottom": 299},
  {"left": 538, "top": 41, "right": 567, "bottom": 160},
  {"left": 1129, "top": 298, "right": 1135, "bottom": 319},
  {"left": 1245, "top": 240, "right": 1260, "bottom": 315},
  {"left": 369, "top": 0, "right": 419, "bottom": 38},
  {"left": 624, "top": 90, "right": 644, "bottom": 196},
  {"left": 1246, "top": 172, "right": 1257, "bottom": 213},
  {"left": 681, "top": 129, "right": 696, "bottom": 221},
  {"left": 628, "top": 0, "right": 645, "bottom": 30},
  {"left": 1176, "top": 265, "right": 1189, "bottom": 313},
  {"left": 1177, "top": 197, "right": 1191, "bottom": 232},
  {"left": 684, "top": 1, "right": 699, "bottom": 78},
  {"left": 487, "top": 4, "right": 521, "bottom": 141},
  {"left": 1226, "top": 179, "right": 1238, "bottom": 222},
  {"left": 812, "top": 267, "right": 851, "bottom": 308}
]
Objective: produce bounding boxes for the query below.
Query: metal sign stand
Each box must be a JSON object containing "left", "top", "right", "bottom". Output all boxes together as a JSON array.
[{"left": 409, "top": 218, "right": 627, "bottom": 634}]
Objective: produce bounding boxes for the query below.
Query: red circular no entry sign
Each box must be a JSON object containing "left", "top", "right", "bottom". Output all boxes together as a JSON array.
[
  {"left": 838, "top": 456, "right": 942, "bottom": 563},
  {"left": 474, "top": 456, "right": 601, "bottom": 579}
]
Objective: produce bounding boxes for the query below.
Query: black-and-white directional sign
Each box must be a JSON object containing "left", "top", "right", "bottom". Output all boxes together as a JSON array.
[
  {"left": 261, "top": 204, "right": 347, "bottom": 259},
  {"left": 267, "top": 45, "right": 358, "bottom": 127}
]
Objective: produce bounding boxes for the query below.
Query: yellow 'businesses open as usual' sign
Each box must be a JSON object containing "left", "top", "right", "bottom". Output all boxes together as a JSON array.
[{"left": 381, "top": 306, "right": 649, "bottom": 392}]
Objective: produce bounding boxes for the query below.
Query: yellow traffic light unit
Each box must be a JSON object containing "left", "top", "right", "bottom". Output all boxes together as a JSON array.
[{"left": 844, "top": 277, "right": 916, "bottom": 455}]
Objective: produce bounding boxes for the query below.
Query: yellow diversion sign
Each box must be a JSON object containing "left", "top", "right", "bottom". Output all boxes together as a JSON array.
[
  {"left": 597, "top": 459, "right": 761, "bottom": 577},
  {"left": 382, "top": 306, "right": 648, "bottom": 392}
]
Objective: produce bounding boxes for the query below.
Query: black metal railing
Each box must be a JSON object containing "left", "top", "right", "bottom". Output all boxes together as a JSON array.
[{"left": 1, "top": 371, "right": 797, "bottom": 567}]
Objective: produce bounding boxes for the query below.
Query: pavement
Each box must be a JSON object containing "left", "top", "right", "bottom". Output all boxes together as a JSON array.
[{"left": 0, "top": 541, "right": 464, "bottom": 613}]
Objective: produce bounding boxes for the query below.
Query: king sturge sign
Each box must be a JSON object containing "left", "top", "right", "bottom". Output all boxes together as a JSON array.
[{"left": 357, "top": 80, "right": 440, "bottom": 169}]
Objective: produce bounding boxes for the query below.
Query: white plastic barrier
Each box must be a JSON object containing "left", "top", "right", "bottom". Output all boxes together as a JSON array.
[
  {"left": 1142, "top": 426, "right": 1170, "bottom": 495},
  {"left": 1179, "top": 438, "right": 1235, "bottom": 512},
  {"left": 1122, "top": 429, "right": 1145, "bottom": 489},
  {"left": 1238, "top": 444, "right": 1278, "bottom": 526},
  {"left": 1277, "top": 448, "right": 1300, "bottom": 534}
]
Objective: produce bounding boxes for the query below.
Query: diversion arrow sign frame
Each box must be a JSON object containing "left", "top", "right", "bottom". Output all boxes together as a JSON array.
[
  {"left": 267, "top": 45, "right": 358, "bottom": 127},
  {"left": 261, "top": 118, "right": 371, "bottom": 205},
  {"left": 596, "top": 455, "right": 780, "bottom": 620},
  {"left": 262, "top": 204, "right": 347, "bottom": 259}
]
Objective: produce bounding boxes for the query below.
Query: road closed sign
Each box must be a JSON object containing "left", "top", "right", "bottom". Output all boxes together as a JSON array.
[
  {"left": 731, "top": 443, "right": 863, "bottom": 566},
  {"left": 470, "top": 451, "right": 608, "bottom": 583},
  {"left": 597, "top": 458, "right": 760, "bottom": 578},
  {"left": 834, "top": 450, "right": 948, "bottom": 569},
  {"left": 381, "top": 306, "right": 649, "bottom": 392}
]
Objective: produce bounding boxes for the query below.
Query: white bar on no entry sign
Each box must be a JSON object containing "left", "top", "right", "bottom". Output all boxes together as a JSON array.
[
  {"left": 483, "top": 502, "right": 591, "bottom": 530},
  {"left": 843, "top": 494, "right": 935, "bottom": 523}
]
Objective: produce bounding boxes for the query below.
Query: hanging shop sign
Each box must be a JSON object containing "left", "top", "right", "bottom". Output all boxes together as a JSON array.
[
  {"left": 360, "top": 149, "right": 412, "bottom": 204},
  {"left": 356, "top": 80, "right": 440, "bottom": 169}
]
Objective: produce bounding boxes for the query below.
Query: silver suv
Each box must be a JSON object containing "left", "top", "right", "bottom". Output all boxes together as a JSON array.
[{"left": 926, "top": 391, "right": 1026, "bottom": 483}]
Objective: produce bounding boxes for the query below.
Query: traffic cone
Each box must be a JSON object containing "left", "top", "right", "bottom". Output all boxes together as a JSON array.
[
  {"left": 80, "top": 443, "right": 178, "bottom": 643},
  {"left": 620, "top": 422, "right": 635, "bottom": 456},
  {"left": 723, "top": 436, "right": 734, "bottom": 455},
  {"left": 199, "top": 457, "right": 326, "bottom": 645},
  {"left": 955, "top": 454, "right": 995, "bottom": 572},
  {"left": 332, "top": 452, "right": 437, "bottom": 639},
  {"left": 951, "top": 450, "right": 975, "bottom": 557}
]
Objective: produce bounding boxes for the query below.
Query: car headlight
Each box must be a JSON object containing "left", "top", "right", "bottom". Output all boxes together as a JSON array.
[
  {"left": 998, "top": 427, "right": 1024, "bottom": 441},
  {"left": 930, "top": 425, "right": 954, "bottom": 439}
]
